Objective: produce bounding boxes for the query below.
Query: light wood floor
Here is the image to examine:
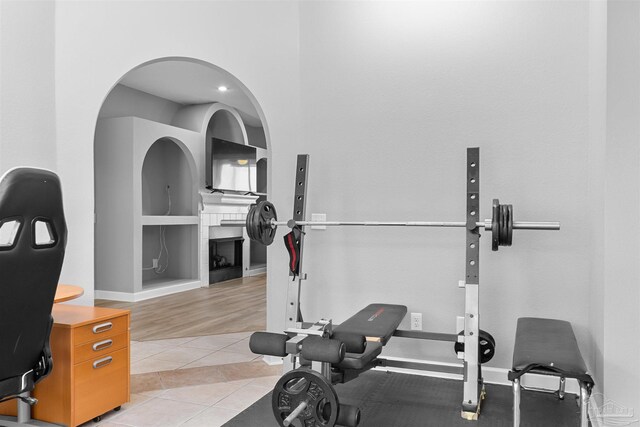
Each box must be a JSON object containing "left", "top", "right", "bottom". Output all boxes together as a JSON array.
[{"left": 96, "top": 274, "right": 266, "bottom": 342}]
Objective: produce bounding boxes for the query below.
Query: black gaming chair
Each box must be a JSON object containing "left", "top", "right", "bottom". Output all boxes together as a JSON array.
[{"left": 0, "top": 168, "right": 67, "bottom": 425}]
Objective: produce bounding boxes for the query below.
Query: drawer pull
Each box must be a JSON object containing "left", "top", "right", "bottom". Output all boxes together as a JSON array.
[
  {"left": 92, "top": 322, "right": 113, "bottom": 334},
  {"left": 93, "top": 356, "right": 113, "bottom": 369},
  {"left": 92, "top": 339, "right": 113, "bottom": 351}
]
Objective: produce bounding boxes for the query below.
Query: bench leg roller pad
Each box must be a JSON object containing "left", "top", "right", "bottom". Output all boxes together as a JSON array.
[
  {"left": 337, "top": 404, "right": 361, "bottom": 427},
  {"left": 301, "top": 336, "right": 346, "bottom": 364},
  {"left": 331, "top": 331, "right": 366, "bottom": 354},
  {"left": 250, "top": 332, "right": 289, "bottom": 357}
]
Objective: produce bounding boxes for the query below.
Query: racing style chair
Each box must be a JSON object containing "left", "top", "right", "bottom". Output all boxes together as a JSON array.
[{"left": 0, "top": 168, "right": 67, "bottom": 426}]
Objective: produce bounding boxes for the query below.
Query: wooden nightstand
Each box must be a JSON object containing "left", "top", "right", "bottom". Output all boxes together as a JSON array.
[{"left": 0, "top": 305, "right": 130, "bottom": 426}]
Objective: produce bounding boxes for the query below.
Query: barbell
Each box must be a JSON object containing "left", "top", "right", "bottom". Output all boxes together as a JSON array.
[{"left": 220, "top": 199, "right": 560, "bottom": 248}]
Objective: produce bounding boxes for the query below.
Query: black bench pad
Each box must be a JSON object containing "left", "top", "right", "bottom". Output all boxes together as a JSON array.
[
  {"left": 334, "top": 304, "right": 407, "bottom": 346},
  {"left": 510, "top": 317, "right": 593, "bottom": 384}
]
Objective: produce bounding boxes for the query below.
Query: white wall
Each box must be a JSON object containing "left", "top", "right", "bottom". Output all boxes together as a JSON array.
[
  {"left": 0, "top": 1, "right": 56, "bottom": 173},
  {"left": 99, "top": 84, "right": 183, "bottom": 125},
  {"left": 603, "top": 0, "right": 640, "bottom": 415},
  {"left": 53, "top": 0, "right": 300, "bottom": 304},
  {"left": 588, "top": 0, "right": 606, "bottom": 395},
  {"left": 279, "top": 1, "right": 593, "bottom": 370},
  {"left": 209, "top": 110, "right": 245, "bottom": 144},
  {"left": 0, "top": 0, "right": 638, "bottom": 413}
]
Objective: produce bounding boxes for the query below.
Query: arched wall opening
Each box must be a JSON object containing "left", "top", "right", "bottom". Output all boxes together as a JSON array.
[{"left": 93, "top": 58, "right": 271, "bottom": 339}]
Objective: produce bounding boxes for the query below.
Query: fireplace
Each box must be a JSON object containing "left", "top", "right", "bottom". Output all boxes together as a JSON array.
[{"left": 209, "top": 236, "right": 244, "bottom": 284}]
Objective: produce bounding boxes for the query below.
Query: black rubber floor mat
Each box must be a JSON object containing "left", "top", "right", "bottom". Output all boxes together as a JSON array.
[{"left": 224, "top": 370, "right": 583, "bottom": 427}]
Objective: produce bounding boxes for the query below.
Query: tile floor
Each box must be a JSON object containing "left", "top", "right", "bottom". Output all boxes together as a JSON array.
[{"left": 80, "top": 332, "right": 281, "bottom": 427}]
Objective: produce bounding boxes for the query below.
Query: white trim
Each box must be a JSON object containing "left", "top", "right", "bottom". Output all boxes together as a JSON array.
[
  {"left": 94, "top": 290, "right": 136, "bottom": 302},
  {"left": 262, "top": 355, "right": 284, "bottom": 366},
  {"left": 141, "top": 215, "right": 199, "bottom": 225},
  {"left": 95, "top": 279, "right": 201, "bottom": 302},
  {"left": 246, "top": 266, "right": 267, "bottom": 276},
  {"left": 200, "top": 191, "right": 258, "bottom": 208}
]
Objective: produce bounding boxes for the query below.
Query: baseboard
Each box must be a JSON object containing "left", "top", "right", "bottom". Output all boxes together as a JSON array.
[
  {"left": 246, "top": 267, "right": 267, "bottom": 276},
  {"left": 95, "top": 279, "right": 202, "bottom": 302},
  {"left": 94, "top": 290, "right": 136, "bottom": 302}
]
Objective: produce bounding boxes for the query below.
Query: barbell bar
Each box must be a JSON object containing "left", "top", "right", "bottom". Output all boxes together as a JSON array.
[
  {"left": 220, "top": 199, "right": 560, "bottom": 248},
  {"left": 221, "top": 218, "right": 559, "bottom": 230}
]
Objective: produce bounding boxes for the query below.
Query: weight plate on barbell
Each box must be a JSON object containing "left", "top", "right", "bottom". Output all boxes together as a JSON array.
[
  {"left": 246, "top": 201, "right": 278, "bottom": 246},
  {"left": 500, "top": 204, "right": 509, "bottom": 247},
  {"left": 491, "top": 199, "right": 500, "bottom": 251},
  {"left": 505, "top": 204, "right": 513, "bottom": 247},
  {"left": 272, "top": 368, "right": 340, "bottom": 427}
]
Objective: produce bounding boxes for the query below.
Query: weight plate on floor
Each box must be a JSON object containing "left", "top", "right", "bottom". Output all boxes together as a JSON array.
[{"left": 272, "top": 368, "right": 340, "bottom": 427}]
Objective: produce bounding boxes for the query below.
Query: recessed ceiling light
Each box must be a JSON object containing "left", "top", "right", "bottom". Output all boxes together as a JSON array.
[{"left": 218, "top": 86, "right": 228, "bottom": 92}]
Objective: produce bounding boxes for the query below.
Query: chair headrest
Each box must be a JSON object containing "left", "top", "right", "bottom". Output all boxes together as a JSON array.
[{"left": 0, "top": 167, "right": 67, "bottom": 251}]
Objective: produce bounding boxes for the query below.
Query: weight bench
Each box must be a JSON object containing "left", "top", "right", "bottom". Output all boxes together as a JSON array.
[
  {"left": 250, "top": 303, "right": 407, "bottom": 426},
  {"left": 508, "top": 317, "right": 594, "bottom": 427}
]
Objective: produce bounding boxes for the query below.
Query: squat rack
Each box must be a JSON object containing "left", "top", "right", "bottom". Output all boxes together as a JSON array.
[{"left": 220, "top": 147, "right": 560, "bottom": 420}]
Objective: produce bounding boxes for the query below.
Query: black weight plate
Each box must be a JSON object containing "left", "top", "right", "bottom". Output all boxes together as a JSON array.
[
  {"left": 500, "top": 204, "right": 509, "bottom": 247},
  {"left": 246, "top": 204, "right": 258, "bottom": 241},
  {"left": 272, "top": 368, "right": 339, "bottom": 427},
  {"left": 491, "top": 199, "right": 500, "bottom": 251},
  {"left": 506, "top": 204, "right": 513, "bottom": 246},
  {"left": 453, "top": 329, "right": 496, "bottom": 364},
  {"left": 257, "top": 201, "right": 277, "bottom": 246},
  {"left": 247, "top": 201, "right": 278, "bottom": 246},
  {"left": 478, "top": 329, "right": 496, "bottom": 364}
]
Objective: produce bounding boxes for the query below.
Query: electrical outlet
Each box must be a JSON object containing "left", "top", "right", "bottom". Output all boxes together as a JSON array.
[
  {"left": 152, "top": 258, "right": 159, "bottom": 268},
  {"left": 411, "top": 313, "right": 422, "bottom": 330}
]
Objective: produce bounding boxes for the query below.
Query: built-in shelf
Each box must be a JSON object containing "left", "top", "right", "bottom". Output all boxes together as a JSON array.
[
  {"left": 142, "top": 224, "right": 198, "bottom": 288},
  {"left": 141, "top": 215, "right": 199, "bottom": 225}
]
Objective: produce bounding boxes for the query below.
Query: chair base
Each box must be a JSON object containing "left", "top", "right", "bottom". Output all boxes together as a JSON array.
[
  {"left": 0, "top": 415, "right": 63, "bottom": 427},
  {"left": 0, "top": 393, "right": 63, "bottom": 427}
]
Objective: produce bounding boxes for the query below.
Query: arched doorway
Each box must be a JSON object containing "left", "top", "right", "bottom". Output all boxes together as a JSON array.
[{"left": 93, "top": 57, "right": 270, "bottom": 340}]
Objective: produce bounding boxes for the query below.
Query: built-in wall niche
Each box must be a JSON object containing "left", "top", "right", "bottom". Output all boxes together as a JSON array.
[
  {"left": 142, "top": 224, "right": 198, "bottom": 288},
  {"left": 142, "top": 138, "right": 194, "bottom": 216}
]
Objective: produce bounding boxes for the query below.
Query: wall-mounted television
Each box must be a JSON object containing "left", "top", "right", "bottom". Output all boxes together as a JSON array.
[{"left": 207, "top": 138, "right": 257, "bottom": 193}]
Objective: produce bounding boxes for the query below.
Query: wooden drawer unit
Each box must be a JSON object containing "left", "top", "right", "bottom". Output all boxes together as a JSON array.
[{"left": 0, "top": 305, "right": 130, "bottom": 426}]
